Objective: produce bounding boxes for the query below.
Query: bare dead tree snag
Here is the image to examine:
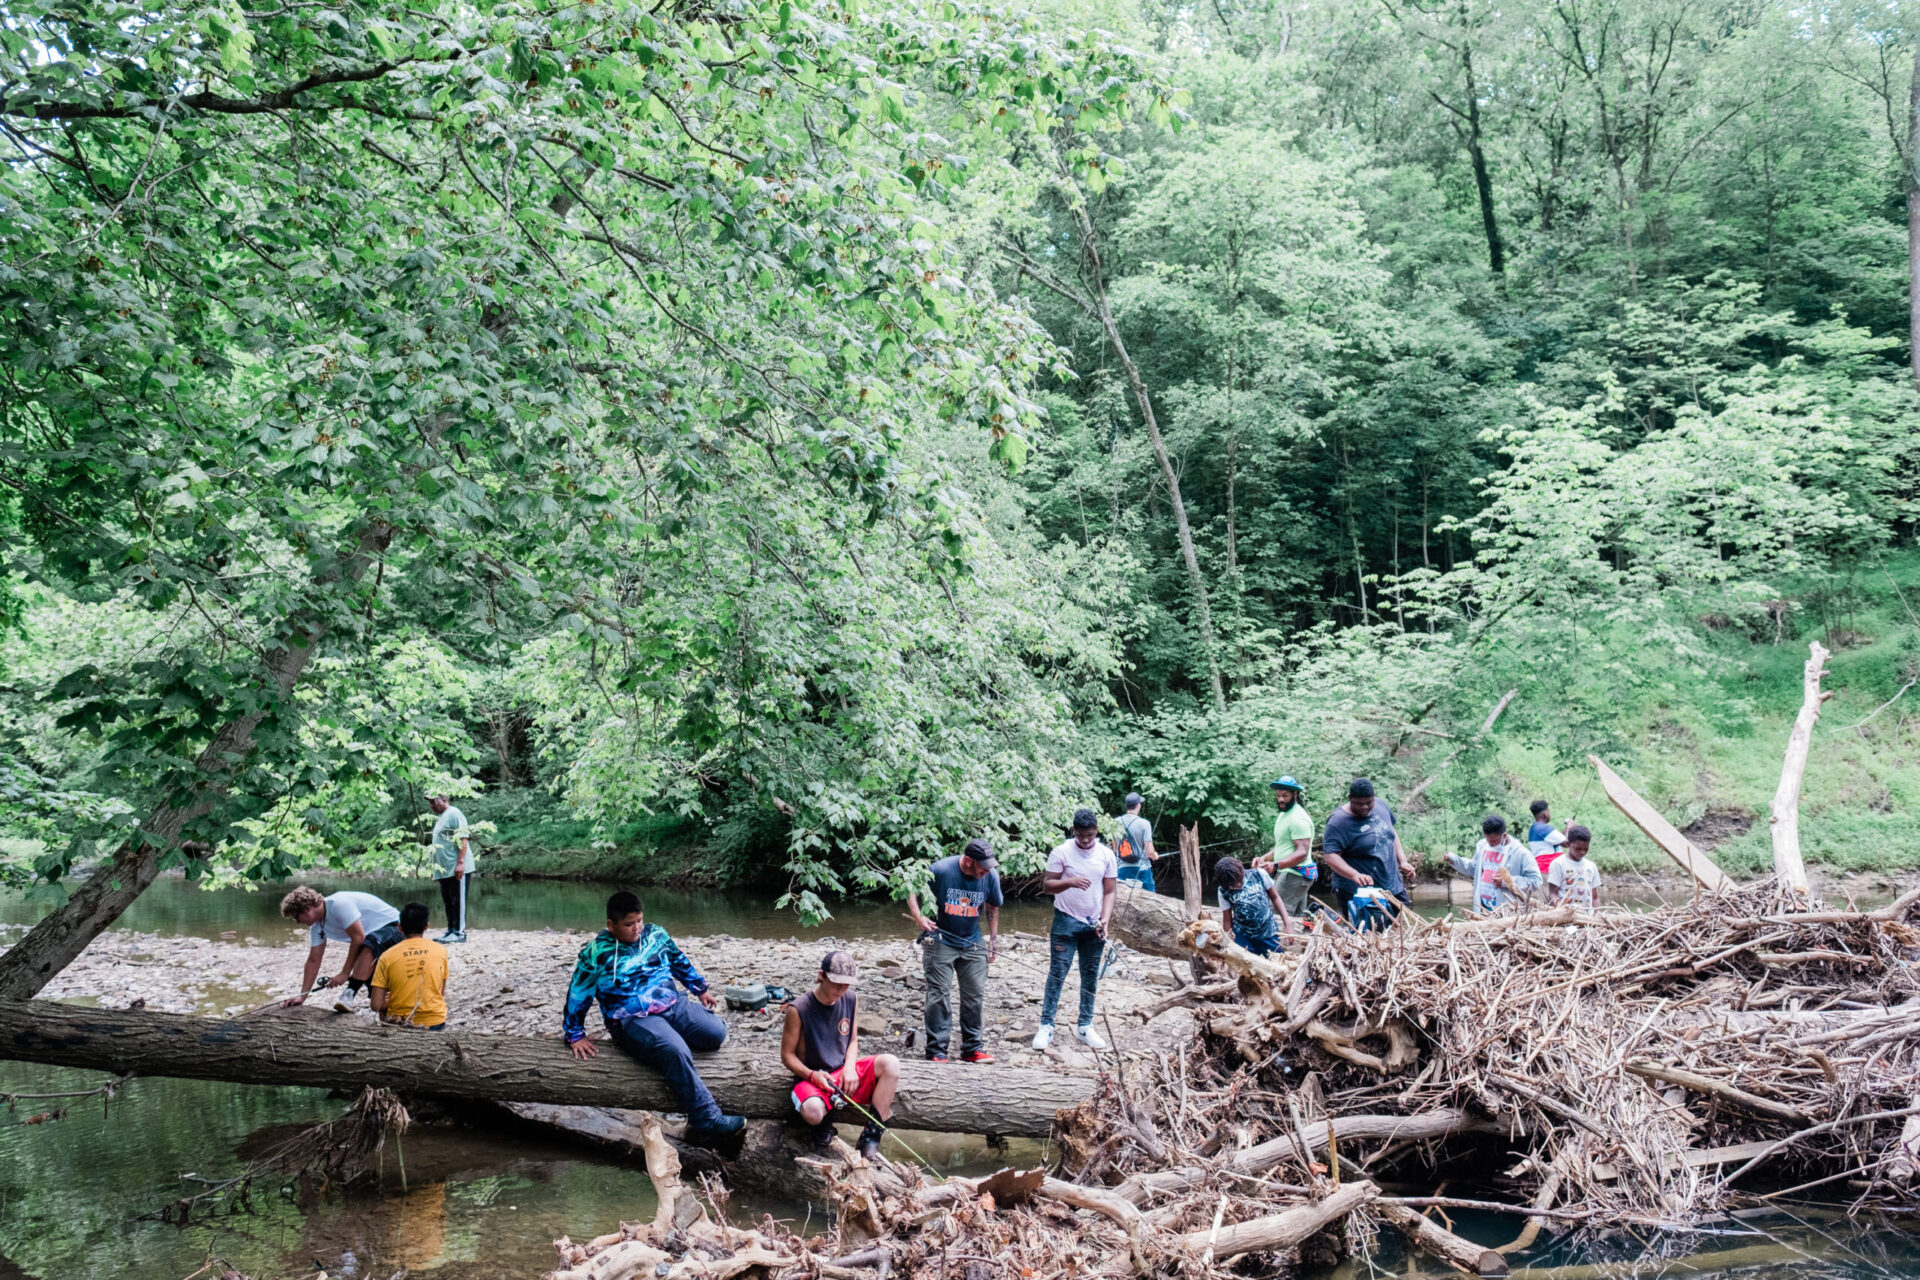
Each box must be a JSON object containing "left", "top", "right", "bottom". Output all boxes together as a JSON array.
[{"left": 1768, "top": 640, "right": 1830, "bottom": 898}]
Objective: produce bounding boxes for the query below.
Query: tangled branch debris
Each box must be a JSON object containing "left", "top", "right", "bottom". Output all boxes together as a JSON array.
[
  {"left": 550, "top": 881, "right": 1920, "bottom": 1278},
  {"left": 156, "top": 1086, "right": 412, "bottom": 1224}
]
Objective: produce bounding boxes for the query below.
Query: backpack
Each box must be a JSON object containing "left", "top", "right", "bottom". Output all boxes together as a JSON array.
[{"left": 1115, "top": 815, "right": 1147, "bottom": 864}]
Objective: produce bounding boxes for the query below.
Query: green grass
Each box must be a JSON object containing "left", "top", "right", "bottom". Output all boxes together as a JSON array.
[{"left": 1400, "top": 551, "right": 1920, "bottom": 880}]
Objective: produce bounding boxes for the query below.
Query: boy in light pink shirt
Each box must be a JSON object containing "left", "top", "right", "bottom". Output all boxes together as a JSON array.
[{"left": 1032, "top": 808, "right": 1118, "bottom": 1052}]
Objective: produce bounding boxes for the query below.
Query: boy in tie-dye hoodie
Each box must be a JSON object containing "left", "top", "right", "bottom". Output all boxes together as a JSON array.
[{"left": 561, "top": 890, "right": 744, "bottom": 1145}]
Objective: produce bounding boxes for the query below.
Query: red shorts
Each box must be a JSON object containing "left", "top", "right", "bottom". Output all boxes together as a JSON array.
[{"left": 791, "top": 1055, "right": 878, "bottom": 1113}]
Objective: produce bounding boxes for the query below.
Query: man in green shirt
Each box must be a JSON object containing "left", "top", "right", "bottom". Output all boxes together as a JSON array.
[
  {"left": 1254, "top": 777, "right": 1314, "bottom": 926},
  {"left": 428, "top": 795, "right": 472, "bottom": 943}
]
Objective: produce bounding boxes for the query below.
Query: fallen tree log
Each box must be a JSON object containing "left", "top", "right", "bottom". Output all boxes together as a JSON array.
[
  {"left": 1375, "top": 1201, "right": 1509, "bottom": 1277},
  {"left": 1177, "top": 1180, "right": 1378, "bottom": 1255},
  {"left": 0, "top": 1000, "right": 1087, "bottom": 1137},
  {"left": 1111, "top": 883, "right": 1204, "bottom": 960}
]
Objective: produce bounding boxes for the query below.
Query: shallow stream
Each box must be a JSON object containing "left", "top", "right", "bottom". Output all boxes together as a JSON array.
[{"left": 0, "top": 877, "right": 1910, "bottom": 1279}]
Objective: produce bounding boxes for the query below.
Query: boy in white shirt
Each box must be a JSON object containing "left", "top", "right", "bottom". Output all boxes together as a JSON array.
[
  {"left": 1032, "top": 808, "right": 1118, "bottom": 1051},
  {"left": 1546, "top": 824, "right": 1602, "bottom": 909}
]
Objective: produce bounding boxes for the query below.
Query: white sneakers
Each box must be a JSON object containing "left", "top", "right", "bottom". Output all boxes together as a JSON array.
[
  {"left": 1033, "top": 1024, "right": 1109, "bottom": 1050},
  {"left": 1031, "top": 1025, "right": 1054, "bottom": 1050},
  {"left": 332, "top": 986, "right": 360, "bottom": 1014}
]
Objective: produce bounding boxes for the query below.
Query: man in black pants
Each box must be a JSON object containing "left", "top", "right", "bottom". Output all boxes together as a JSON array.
[{"left": 427, "top": 795, "right": 472, "bottom": 942}]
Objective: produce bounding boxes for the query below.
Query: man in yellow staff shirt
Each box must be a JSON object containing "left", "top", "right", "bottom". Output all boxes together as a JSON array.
[{"left": 371, "top": 902, "right": 450, "bottom": 1029}]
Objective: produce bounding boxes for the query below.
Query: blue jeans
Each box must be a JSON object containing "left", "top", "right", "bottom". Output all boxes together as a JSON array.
[
  {"left": 1116, "top": 864, "right": 1155, "bottom": 893},
  {"left": 1040, "top": 910, "right": 1105, "bottom": 1028},
  {"left": 607, "top": 995, "right": 729, "bottom": 1129},
  {"left": 1235, "top": 923, "right": 1281, "bottom": 957}
]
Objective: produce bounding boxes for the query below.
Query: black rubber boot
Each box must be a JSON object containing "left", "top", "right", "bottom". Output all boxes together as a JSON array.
[
  {"left": 686, "top": 1114, "right": 746, "bottom": 1148},
  {"left": 856, "top": 1121, "right": 886, "bottom": 1162}
]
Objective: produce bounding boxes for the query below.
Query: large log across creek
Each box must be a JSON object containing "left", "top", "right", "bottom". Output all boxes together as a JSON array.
[{"left": 0, "top": 999, "right": 1088, "bottom": 1137}]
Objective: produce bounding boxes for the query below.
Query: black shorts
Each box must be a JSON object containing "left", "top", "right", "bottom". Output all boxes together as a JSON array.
[{"left": 363, "top": 922, "right": 405, "bottom": 960}]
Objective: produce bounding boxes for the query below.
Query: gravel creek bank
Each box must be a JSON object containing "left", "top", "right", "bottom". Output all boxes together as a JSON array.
[{"left": 10, "top": 923, "right": 1200, "bottom": 1072}]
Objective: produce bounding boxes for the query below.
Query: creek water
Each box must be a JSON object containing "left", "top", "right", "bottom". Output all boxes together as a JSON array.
[{"left": 0, "top": 876, "right": 1910, "bottom": 1279}]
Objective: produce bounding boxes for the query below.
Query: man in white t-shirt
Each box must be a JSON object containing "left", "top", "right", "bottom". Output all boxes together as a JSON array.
[
  {"left": 1032, "top": 808, "right": 1118, "bottom": 1052},
  {"left": 1546, "top": 825, "right": 1602, "bottom": 910},
  {"left": 278, "top": 887, "right": 404, "bottom": 1014}
]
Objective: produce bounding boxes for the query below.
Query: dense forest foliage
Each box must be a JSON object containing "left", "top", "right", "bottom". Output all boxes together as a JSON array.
[{"left": 1, "top": 0, "right": 1916, "bottom": 919}]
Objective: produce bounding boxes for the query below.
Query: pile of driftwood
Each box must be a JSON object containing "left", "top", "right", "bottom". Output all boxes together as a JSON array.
[
  {"left": 1175, "top": 878, "right": 1920, "bottom": 1221},
  {"left": 546, "top": 879, "right": 1920, "bottom": 1280}
]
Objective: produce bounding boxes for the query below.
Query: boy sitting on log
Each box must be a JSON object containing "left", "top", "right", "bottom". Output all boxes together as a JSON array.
[
  {"left": 369, "top": 901, "right": 449, "bottom": 1029},
  {"left": 562, "top": 891, "right": 745, "bottom": 1147},
  {"left": 782, "top": 950, "right": 899, "bottom": 1160}
]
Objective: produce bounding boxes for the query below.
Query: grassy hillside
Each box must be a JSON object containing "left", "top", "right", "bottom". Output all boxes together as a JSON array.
[{"left": 1399, "top": 554, "right": 1920, "bottom": 880}]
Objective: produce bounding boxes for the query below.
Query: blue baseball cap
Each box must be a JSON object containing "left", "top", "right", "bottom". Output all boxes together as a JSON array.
[{"left": 1271, "top": 776, "right": 1302, "bottom": 791}]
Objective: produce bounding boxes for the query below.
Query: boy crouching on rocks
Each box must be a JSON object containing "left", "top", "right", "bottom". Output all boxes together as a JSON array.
[{"left": 781, "top": 950, "right": 900, "bottom": 1160}]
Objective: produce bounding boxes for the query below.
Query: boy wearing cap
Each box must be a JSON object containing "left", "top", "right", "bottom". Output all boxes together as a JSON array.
[
  {"left": 1113, "top": 793, "right": 1157, "bottom": 892},
  {"left": 906, "top": 838, "right": 1002, "bottom": 1063},
  {"left": 1033, "top": 808, "right": 1119, "bottom": 1052},
  {"left": 782, "top": 951, "right": 899, "bottom": 1159},
  {"left": 1254, "top": 777, "right": 1314, "bottom": 926}
]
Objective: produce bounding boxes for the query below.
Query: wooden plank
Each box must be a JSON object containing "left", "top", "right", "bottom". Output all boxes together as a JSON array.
[
  {"left": 1588, "top": 755, "right": 1730, "bottom": 892},
  {"left": 1591, "top": 1139, "right": 1776, "bottom": 1181}
]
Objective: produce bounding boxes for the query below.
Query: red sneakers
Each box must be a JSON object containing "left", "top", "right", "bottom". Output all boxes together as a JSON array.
[
  {"left": 962, "top": 1049, "right": 995, "bottom": 1064},
  {"left": 927, "top": 1053, "right": 949, "bottom": 1063}
]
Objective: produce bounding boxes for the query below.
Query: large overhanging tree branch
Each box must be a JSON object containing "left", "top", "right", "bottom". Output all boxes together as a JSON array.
[{"left": 0, "top": 0, "right": 1176, "bottom": 991}]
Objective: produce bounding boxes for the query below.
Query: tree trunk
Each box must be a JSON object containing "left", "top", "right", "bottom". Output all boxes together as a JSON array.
[
  {"left": 1462, "top": 48, "right": 1506, "bottom": 275},
  {"left": 1908, "top": 31, "right": 1918, "bottom": 394},
  {"left": 1110, "top": 882, "right": 1198, "bottom": 960},
  {"left": 0, "top": 526, "right": 393, "bottom": 1003},
  {"left": 1066, "top": 199, "right": 1227, "bottom": 713},
  {"left": 1768, "top": 641, "right": 1829, "bottom": 898},
  {"left": 0, "top": 1000, "right": 1085, "bottom": 1137}
]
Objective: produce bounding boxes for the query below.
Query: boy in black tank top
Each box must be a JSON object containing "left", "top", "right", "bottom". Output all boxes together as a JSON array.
[{"left": 781, "top": 950, "right": 900, "bottom": 1159}]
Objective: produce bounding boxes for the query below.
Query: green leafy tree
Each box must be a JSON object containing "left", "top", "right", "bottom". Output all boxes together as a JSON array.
[{"left": 0, "top": 0, "right": 1167, "bottom": 992}]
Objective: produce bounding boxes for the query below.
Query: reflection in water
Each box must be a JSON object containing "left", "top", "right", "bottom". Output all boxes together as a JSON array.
[
  {"left": 1312, "top": 1204, "right": 1920, "bottom": 1280},
  {"left": 0, "top": 1063, "right": 664, "bottom": 1279}
]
